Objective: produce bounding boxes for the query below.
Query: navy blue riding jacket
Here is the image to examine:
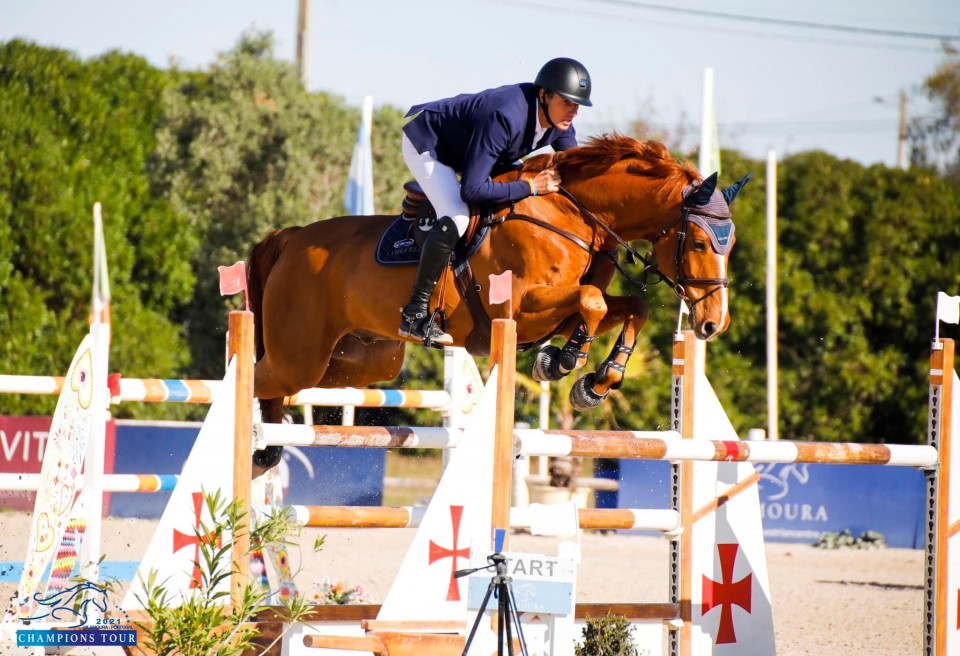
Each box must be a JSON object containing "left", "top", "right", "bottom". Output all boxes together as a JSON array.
[{"left": 403, "top": 83, "right": 578, "bottom": 205}]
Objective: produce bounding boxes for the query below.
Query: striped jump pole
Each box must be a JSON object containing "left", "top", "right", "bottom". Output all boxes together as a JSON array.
[
  {"left": 0, "top": 473, "right": 179, "bottom": 493},
  {"left": 253, "top": 424, "right": 464, "bottom": 450},
  {"left": 0, "top": 374, "right": 450, "bottom": 408},
  {"left": 253, "top": 419, "right": 939, "bottom": 468},
  {"left": 513, "top": 429, "right": 939, "bottom": 465},
  {"left": 281, "top": 504, "right": 680, "bottom": 533}
]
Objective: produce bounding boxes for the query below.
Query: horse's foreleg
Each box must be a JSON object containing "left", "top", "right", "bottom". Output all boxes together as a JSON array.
[
  {"left": 252, "top": 337, "right": 338, "bottom": 477},
  {"left": 253, "top": 396, "right": 285, "bottom": 476},
  {"left": 517, "top": 285, "right": 608, "bottom": 382},
  {"left": 570, "top": 296, "right": 649, "bottom": 411}
]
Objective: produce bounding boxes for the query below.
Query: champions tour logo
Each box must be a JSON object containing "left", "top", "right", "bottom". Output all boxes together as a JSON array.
[{"left": 16, "top": 581, "right": 137, "bottom": 647}]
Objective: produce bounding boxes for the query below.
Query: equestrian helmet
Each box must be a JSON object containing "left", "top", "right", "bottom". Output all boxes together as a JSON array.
[{"left": 535, "top": 57, "right": 592, "bottom": 107}]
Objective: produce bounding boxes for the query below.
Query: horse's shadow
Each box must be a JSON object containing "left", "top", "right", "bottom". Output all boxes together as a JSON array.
[{"left": 20, "top": 582, "right": 108, "bottom": 628}]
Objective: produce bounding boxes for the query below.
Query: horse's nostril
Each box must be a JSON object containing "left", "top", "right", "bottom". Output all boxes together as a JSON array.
[{"left": 703, "top": 322, "right": 717, "bottom": 336}]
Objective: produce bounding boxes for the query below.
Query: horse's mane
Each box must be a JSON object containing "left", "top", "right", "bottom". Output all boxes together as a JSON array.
[{"left": 522, "top": 134, "right": 698, "bottom": 200}]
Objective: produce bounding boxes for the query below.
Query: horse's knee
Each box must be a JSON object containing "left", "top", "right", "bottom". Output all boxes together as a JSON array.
[{"left": 578, "top": 286, "right": 607, "bottom": 319}]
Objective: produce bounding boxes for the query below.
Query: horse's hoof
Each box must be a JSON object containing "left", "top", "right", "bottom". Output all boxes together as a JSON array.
[
  {"left": 570, "top": 374, "right": 608, "bottom": 411},
  {"left": 253, "top": 446, "right": 284, "bottom": 474},
  {"left": 532, "top": 345, "right": 566, "bottom": 381}
]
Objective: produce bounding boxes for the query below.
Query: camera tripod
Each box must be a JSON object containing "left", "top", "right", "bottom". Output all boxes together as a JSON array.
[{"left": 456, "top": 552, "right": 529, "bottom": 656}]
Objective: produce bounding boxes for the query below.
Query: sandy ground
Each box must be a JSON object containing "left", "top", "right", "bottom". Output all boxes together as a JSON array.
[{"left": 0, "top": 512, "right": 923, "bottom": 655}]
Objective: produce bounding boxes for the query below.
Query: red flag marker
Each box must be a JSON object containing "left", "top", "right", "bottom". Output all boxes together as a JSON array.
[
  {"left": 488, "top": 270, "right": 513, "bottom": 319},
  {"left": 218, "top": 261, "right": 249, "bottom": 311}
]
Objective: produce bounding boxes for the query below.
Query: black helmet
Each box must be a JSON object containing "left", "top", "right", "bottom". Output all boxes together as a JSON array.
[{"left": 535, "top": 57, "right": 592, "bottom": 107}]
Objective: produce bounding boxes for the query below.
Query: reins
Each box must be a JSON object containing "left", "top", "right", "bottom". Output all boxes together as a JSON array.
[{"left": 502, "top": 184, "right": 729, "bottom": 308}]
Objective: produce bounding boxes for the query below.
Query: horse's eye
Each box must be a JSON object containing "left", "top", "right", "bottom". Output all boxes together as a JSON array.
[{"left": 693, "top": 240, "right": 707, "bottom": 252}]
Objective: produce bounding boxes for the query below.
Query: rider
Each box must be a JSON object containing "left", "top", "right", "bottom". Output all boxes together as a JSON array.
[{"left": 398, "top": 57, "right": 592, "bottom": 345}]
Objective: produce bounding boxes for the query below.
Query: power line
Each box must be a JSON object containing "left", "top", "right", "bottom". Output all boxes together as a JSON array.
[
  {"left": 501, "top": 0, "right": 945, "bottom": 53},
  {"left": 583, "top": 0, "right": 960, "bottom": 42},
  {"left": 578, "top": 115, "right": 939, "bottom": 138}
]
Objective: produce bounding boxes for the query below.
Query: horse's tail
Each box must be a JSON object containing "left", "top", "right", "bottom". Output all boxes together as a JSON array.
[{"left": 247, "top": 227, "right": 302, "bottom": 361}]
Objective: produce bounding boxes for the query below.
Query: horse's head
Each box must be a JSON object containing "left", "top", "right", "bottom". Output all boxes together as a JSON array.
[{"left": 653, "top": 171, "right": 751, "bottom": 340}]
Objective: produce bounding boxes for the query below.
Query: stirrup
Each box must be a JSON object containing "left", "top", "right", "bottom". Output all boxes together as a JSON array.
[{"left": 398, "top": 308, "right": 452, "bottom": 347}]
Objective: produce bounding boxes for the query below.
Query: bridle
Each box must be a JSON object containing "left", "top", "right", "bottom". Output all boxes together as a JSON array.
[{"left": 549, "top": 186, "right": 731, "bottom": 309}]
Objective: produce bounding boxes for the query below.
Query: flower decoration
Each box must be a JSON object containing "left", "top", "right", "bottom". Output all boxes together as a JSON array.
[{"left": 311, "top": 577, "right": 372, "bottom": 605}]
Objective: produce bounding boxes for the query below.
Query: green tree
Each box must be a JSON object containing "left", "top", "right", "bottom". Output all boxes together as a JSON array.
[
  {"left": 912, "top": 47, "right": 960, "bottom": 176},
  {"left": 151, "top": 30, "right": 414, "bottom": 378},
  {"left": 707, "top": 150, "right": 960, "bottom": 444},
  {"left": 0, "top": 40, "right": 195, "bottom": 418}
]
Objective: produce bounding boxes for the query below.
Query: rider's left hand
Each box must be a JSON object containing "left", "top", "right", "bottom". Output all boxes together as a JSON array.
[{"left": 534, "top": 168, "right": 561, "bottom": 195}]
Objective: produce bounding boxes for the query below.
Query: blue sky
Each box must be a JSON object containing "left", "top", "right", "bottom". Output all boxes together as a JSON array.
[{"left": 3, "top": 0, "right": 958, "bottom": 168}]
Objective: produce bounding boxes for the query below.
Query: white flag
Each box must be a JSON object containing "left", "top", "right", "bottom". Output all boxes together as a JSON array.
[
  {"left": 938, "top": 291, "right": 960, "bottom": 325},
  {"left": 699, "top": 67, "right": 721, "bottom": 178},
  {"left": 90, "top": 203, "right": 111, "bottom": 325},
  {"left": 344, "top": 95, "right": 375, "bottom": 216}
]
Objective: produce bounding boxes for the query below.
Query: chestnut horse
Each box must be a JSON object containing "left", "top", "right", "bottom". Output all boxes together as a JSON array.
[{"left": 247, "top": 136, "right": 749, "bottom": 467}]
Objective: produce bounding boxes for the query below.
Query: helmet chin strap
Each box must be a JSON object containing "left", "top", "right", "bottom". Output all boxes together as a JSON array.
[{"left": 538, "top": 90, "right": 558, "bottom": 129}]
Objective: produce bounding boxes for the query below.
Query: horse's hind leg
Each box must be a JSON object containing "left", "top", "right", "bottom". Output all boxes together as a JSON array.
[
  {"left": 319, "top": 336, "right": 406, "bottom": 388},
  {"left": 569, "top": 295, "right": 649, "bottom": 411}
]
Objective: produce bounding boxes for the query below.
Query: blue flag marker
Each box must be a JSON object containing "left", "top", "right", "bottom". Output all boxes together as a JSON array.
[{"left": 493, "top": 528, "right": 506, "bottom": 553}]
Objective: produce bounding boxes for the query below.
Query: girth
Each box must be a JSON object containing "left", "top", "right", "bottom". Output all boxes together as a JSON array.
[{"left": 454, "top": 207, "right": 613, "bottom": 356}]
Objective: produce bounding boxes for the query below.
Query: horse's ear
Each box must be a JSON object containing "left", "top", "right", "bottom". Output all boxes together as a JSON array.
[
  {"left": 687, "top": 172, "right": 718, "bottom": 206},
  {"left": 721, "top": 172, "right": 753, "bottom": 205}
]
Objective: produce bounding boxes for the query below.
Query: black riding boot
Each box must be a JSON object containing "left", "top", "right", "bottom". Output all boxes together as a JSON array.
[{"left": 399, "top": 216, "right": 460, "bottom": 345}]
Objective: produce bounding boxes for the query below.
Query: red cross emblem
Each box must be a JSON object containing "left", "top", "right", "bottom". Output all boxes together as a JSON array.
[
  {"left": 702, "top": 542, "right": 753, "bottom": 644},
  {"left": 172, "top": 492, "right": 221, "bottom": 588},
  {"left": 428, "top": 505, "right": 470, "bottom": 601}
]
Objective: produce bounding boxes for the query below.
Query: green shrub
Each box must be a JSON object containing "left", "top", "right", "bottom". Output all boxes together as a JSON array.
[{"left": 575, "top": 612, "right": 638, "bottom": 656}]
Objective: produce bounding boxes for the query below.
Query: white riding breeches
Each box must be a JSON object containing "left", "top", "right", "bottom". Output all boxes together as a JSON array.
[{"left": 401, "top": 134, "right": 470, "bottom": 237}]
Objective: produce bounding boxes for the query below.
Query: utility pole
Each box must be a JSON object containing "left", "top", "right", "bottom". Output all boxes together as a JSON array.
[
  {"left": 897, "top": 89, "right": 908, "bottom": 170},
  {"left": 296, "top": 0, "right": 310, "bottom": 89}
]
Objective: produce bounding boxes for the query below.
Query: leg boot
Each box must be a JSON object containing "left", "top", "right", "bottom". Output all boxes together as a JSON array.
[{"left": 398, "top": 216, "right": 460, "bottom": 345}]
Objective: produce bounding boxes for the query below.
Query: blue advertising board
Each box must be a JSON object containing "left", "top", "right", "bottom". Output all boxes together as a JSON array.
[
  {"left": 597, "top": 457, "right": 927, "bottom": 549},
  {"left": 109, "top": 421, "right": 385, "bottom": 518}
]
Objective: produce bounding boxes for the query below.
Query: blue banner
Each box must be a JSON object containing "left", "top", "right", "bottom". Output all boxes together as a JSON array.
[
  {"left": 109, "top": 422, "right": 385, "bottom": 517},
  {"left": 598, "top": 458, "right": 927, "bottom": 549}
]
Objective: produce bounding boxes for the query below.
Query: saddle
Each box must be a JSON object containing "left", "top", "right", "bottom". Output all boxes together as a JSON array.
[
  {"left": 376, "top": 181, "right": 495, "bottom": 351},
  {"left": 376, "top": 177, "right": 610, "bottom": 355}
]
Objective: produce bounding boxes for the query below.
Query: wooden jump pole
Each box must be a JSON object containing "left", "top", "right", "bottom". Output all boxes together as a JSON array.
[
  {"left": 229, "top": 310, "right": 254, "bottom": 608},
  {"left": 489, "top": 317, "right": 517, "bottom": 551}
]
